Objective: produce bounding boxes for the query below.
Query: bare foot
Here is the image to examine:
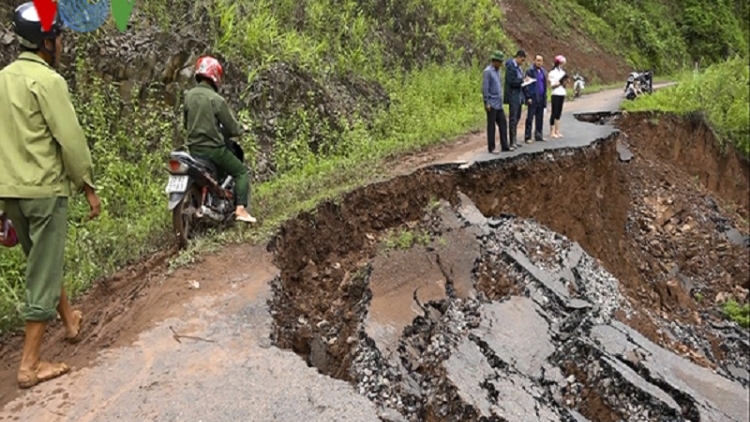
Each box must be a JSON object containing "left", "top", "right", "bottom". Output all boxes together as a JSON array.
[
  {"left": 65, "top": 310, "right": 84, "bottom": 344},
  {"left": 18, "top": 361, "right": 70, "bottom": 389}
]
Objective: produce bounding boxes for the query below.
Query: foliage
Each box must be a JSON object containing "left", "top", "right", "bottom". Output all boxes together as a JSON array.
[
  {"left": 621, "top": 57, "right": 750, "bottom": 157},
  {"left": 542, "top": 0, "right": 748, "bottom": 73},
  {"left": 722, "top": 299, "right": 750, "bottom": 328}
]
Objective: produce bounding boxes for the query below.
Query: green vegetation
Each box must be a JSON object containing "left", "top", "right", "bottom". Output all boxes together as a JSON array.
[
  {"left": 722, "top": 299, "right": 750, "bottom": 328},
  {"left": 621, "top": 57, "right": 750, "bottom": 157},
  {"left": 532, "top": 0, "right": 748, "bottom": 73},
  {"left": 0, "top": 0, "right": 515, "bottom": 332},
  {"left": 382, "top": 228, "right": 433, "bottom": 251}
]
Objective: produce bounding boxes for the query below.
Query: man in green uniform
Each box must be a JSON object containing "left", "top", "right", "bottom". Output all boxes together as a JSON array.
[
  {"left": 0, "top": 2, "right": 101, "bottom": 388},
  {"left": 183, "top": 55, "right": 256, "bottom": 223}
]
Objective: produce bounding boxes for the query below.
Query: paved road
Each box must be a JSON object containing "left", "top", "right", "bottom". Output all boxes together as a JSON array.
[
  {"left": 442, "top": 83, "right": 673, "bottom": 166},
  {"left": 0, "top": 85, "right": 659, "bottom": 422}
]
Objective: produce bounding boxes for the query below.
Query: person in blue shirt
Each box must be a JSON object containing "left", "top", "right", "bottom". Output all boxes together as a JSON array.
[
  {"left": 482, "top": 51, "right": 510, "bottom": 153},
  {"left": 504, "top": 50, "right": 527, "bottom": 149},
  {"left": 522, "top": 53, "right": 548, "bottom": 143}
]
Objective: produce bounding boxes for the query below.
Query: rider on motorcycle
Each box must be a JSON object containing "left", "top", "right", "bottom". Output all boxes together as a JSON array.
[{"left": 183, "top": 56, "right": 256, "bottom": 223}]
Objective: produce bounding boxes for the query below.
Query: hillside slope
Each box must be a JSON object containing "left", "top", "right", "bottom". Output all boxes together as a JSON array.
[{"left": 502, "top": 0, "right": 748, "bottom": 79}]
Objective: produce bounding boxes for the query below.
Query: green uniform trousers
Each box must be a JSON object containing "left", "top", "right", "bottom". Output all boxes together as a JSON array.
[
  {"left": 1, "top": 197, "right": 68, "bottom": 322},
  {"left": 190, "top": 146, "right": 251, "bottom": 208}
]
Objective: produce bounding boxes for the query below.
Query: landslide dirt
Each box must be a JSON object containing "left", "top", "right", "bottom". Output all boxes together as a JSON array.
[
  {"left": 499, "top": 0, "right": 631, "bottom": 82},
  {"left": 268, "top": 113, "right": 749, "bottom": 418}
]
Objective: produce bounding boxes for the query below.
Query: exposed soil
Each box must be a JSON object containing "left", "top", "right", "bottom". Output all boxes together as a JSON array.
[
  {"left": 499, "top": 0, "right": 631, "bottom": 83},
  {"left": 267, "top": 115, "right": 749, "bottom": 420},
  {"left": 618, "top": 112, "right": 750, "bottom": 217}
]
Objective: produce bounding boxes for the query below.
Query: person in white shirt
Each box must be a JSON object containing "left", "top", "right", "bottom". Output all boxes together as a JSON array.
[{"left": 547, "top": 55, "right": 568, "bottom": 139}]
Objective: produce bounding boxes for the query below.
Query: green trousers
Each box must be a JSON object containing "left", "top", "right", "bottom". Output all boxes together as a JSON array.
[
  {"left": 1, "top": 197, "right": 68, "bottom": 322},
  {"left": 190, "top": 146, "right": 251, "bottom": 208}
]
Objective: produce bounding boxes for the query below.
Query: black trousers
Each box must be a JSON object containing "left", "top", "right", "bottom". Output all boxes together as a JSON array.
[
  {"left": 486, "top": 107, "right": 508, "bottom": 152},
  {"left": 525, "top": 99, "right": 545, "bottom": 141},
  {"left": 508, "top": 102, "right": 522, "bottom": 146},
  {"left": 550, "top": 95, "right": 565, "bottom": 126}
]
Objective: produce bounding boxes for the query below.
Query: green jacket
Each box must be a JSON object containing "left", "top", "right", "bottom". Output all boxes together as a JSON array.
[
  {"left": 0, "top": 52, "right": 95, "bottom": 199},
  {"left": 183, "top": 82, "right": 244, "bottom": 149}
]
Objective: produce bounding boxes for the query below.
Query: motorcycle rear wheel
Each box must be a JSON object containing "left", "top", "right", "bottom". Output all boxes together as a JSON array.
[{"left": 173, "top": 186, "right": 201, "bottom": 249}]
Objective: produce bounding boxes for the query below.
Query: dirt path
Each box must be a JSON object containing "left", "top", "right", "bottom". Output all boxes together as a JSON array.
[{"left": 0, "top": 85, "right": 668, "bottom": 421}]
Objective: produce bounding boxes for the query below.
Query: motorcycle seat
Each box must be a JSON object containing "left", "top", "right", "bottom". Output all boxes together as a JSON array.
[{"left": 192, "top": 157, "right": 218, "bottom": 174}]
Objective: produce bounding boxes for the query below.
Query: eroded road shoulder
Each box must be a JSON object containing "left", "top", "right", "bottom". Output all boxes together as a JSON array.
[{"left": 0, "top": 250, "right": 381, "bottom": 422}]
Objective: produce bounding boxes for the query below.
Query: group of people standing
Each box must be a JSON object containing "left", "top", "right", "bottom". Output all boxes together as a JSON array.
[{"left": 482, "top": 50, "right": 569, "bottom": 154}]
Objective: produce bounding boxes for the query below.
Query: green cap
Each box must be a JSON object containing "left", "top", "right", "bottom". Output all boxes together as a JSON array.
[{"left": 490, "top": 50, "right": 504, "bottom": 61}]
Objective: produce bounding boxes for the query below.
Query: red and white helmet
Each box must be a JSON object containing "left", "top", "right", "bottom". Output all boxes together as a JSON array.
[
  {"left": 554, "top": 55, "right": 567, "bottom": 65},
  {"left": 194, "top": 55, "right": 224, "bottom": 88}
]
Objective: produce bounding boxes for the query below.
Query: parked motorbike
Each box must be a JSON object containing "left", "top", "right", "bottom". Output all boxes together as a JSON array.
[
  {"left": 573, "top": 73, "right": 585, "bottom": 98},
  {"left": 165, "top": 125, "right": 245, "bottom": 249},
  {"left": 624, "top": 70, "right": 654, "bottom": 100}
]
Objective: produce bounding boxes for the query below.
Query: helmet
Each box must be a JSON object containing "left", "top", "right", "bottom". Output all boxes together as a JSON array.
[
  {"left": 13, "top": 2, "right": 63, "bottom": 50},
  {"left": 554, "top": 55, "right": 566, "bottom": 65},
  {"left": 194, "top": 56, "right": 224, "bottom": 89}
]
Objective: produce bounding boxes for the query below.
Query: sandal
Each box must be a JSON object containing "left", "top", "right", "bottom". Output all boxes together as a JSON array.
[
  {"left": 18, "top": 361, "right": 70, "bottom": 389},
  {"left": 65, "top": 310, "right": 84, "bottom": 344}
]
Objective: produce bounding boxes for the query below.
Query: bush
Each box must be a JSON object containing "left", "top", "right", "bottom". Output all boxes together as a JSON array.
[{"left": 621, "top": 57, "right": 750, "bottom": 157}]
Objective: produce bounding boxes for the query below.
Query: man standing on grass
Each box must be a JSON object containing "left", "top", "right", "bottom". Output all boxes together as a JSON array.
[
  {"left": 523, "top": 54, "right": 548, "bottom": 143},
  {"left": 482, "top": 50, "right": 510, "bottom": 153},
  {"left": 0, "top": 3, "right": 100, "bottom": 389},
  {"left": 505, "top": 50, "right": 528, "bottom": 150}
]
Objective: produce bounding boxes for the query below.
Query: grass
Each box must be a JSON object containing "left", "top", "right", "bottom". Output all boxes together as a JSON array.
[
  {"left": 621, "top": 57, "right": 750, "bottom": 157},
  {"left": 722, "top": 299, "right": 750, "bottom": 328},
  {"left": 0, "top": 0, "right": 515, "bottom": 333},
  {"left": 382, "top": 228, "right": 432, "bottom": 251}
]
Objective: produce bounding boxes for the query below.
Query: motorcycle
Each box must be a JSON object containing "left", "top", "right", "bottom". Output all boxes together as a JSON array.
[
  {"left": 624, "top": 70, "right": 654, "bottom": 100},
  {"left": 165, "top": 125, "right": 245, "bottom": 249},
  {"left": 573, "top": 73, "right": 585, "bottom": 98}
]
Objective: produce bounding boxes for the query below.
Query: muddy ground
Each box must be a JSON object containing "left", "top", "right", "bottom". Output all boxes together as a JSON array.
[{"left": 1, "top": 96, "right": 748, "bottom": 421}]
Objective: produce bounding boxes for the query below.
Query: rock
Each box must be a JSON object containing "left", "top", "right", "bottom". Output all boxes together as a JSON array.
[
  {"left": 490, "top": 372, "right": 558, "bottom": 421},
  {"left": 377, "top": 406, "right": 408, "bottom": 422},
  {"left": 593, "top": 321, "right": 750, "bottom": 422},
  {"left": 726, "top": 365, "right": 750, "bottom": 383},
  {"left": 471, "top": 297, "right": 555, "bottom": 379},
  {"left": 616, "top": 141, "right": 634, "bottom": 162},
  {"left": 456, "top": 191, "right": 489, "bottom": 233},
  {"left": 715, "top": 291, "right": 731, "bottom": 304},
  {"left": 443, "top": 338, "right": 497, "bottom": 418}
]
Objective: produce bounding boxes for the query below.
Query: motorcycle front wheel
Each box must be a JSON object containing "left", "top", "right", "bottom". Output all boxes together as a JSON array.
[{"left": 173, "top": 186, "right": 202, "bottom": 249}]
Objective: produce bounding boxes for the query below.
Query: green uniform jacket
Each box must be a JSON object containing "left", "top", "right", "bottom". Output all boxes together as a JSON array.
[
  {"left": 0, "top": 52, "right": 95, "bottom": 200},
  {"left": 184, "top": 83, "right": 244, "bottom": 149}
]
